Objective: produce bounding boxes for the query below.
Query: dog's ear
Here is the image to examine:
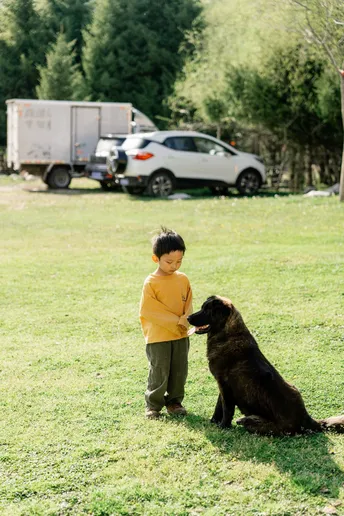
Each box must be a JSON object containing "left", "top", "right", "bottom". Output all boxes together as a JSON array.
[
  {"left": 207, "top": 298, "right": 232, "bottom": 330},
  {"left": 202, "top": 296, "right": 217, "bottom": 310}
]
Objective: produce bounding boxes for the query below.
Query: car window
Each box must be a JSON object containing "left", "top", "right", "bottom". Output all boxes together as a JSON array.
[
  {"left": 122, "top": 138, "right": 149, "bottom": 150},
  {"left": 193, "top": 137, "right": 232, "bottom": 155},
  {"left": 96, "top": 138, "right": 125, "bottom": 153},
  {"left": 164, "top": 137, "right": 197, "bottom": 152}
]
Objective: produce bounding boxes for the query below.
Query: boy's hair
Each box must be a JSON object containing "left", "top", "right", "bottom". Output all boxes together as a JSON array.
[{"left": 152, "top": 226, "right": 186, "bottom": 258}]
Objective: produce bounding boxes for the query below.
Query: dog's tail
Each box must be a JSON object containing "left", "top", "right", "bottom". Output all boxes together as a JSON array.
[{"left": 317, "top": 415, "right": 344, "bottom": 433}]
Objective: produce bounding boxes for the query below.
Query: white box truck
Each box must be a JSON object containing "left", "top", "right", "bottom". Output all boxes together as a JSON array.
[{"left": 6, "top": 99, "right": 157, "bottom": 188}]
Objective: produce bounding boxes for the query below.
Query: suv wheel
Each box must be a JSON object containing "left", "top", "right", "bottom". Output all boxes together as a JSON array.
[
  {"left": 236, "top": 169, "right": 261, "bottom": 195},
  {"left": 147, "top": 172, "right": 174, "bottom": 198},
  {"left": 47, "top": 168, "right": 71, "bottom": 189}
]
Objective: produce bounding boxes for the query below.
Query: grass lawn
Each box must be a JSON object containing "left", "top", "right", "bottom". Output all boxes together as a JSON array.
[{"left": 0, "top": 176, "right": 344, "bottom": 516}]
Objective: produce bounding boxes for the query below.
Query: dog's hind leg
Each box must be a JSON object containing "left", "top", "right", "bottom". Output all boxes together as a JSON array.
[
  {"left": 236, "top": 415, "right": 288, "bottom": 436},
  {"left": 210, "top": 394, "right": 223, "bottom": 424}
]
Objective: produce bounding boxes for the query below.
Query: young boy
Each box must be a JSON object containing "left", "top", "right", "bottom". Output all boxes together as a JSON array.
[{"left": 139, "top": 227, "right": 193, "bottom": 419}]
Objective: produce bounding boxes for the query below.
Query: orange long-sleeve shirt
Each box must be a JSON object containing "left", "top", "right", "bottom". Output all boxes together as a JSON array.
[{"left": 139, "top": 271, "right": 193, "bottom": 344}]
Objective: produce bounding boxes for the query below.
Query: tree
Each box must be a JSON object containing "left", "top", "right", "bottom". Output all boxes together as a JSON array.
[
  {"left": 0, "top": 0, "right": 48, "bottom": 144},
  {"left": 82, "top": 0, "right": 201, "bottom": 124},
  {"left": 227, "top": 46, "right": 342, "bottom": 189},
  {"left": 286, "top": 0, "right": 344, "bottom": 200},
  {"left": 37, "top": 0, "right": 94, "bottom": 64},
  {"left": 169, "top": 0, "right": 299, "bottom": 129},
  {"left": 169, "top": 0, "right": 343, "bottom": 190},
  {"left": 36, "top": 32, "right": 86, "bottom": 100}
]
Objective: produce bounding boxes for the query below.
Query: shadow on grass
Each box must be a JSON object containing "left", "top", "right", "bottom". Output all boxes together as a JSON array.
[
  {"left": 179, "top": 413, "right": 344, "bottom": 498},
  {"left": 25, "top": 186, "right": 122, "bottom": 195},
  {"left": 24, "top": 185, "right": 293, "bottom": 199},
  {"left": 120, "top": 188, "right": 293, "bottom": 202}
]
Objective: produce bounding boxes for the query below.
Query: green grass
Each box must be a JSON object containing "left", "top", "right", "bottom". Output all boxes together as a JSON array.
[{"left": 0, "top": 176, "right": 344, "bottom": 515}]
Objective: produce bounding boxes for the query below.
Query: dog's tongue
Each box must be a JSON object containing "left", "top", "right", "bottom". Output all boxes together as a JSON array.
[{"left": 187, "top": 327, "right": 196, "bottom": 336}]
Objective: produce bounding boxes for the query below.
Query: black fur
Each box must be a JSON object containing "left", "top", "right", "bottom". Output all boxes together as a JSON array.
[{"left": 188, "top": 296, "right": 344, "bottom": 436}]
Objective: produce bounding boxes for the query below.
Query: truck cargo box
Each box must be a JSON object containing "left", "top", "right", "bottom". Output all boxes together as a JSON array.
[{"left": 6, "top": 99, "right": 157, "bottom": 188}]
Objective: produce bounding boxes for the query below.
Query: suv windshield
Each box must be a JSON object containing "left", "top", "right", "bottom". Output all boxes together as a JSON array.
[
  {"left": 96, "top": 138, "right": 125, "bottom": 154},
  {"left": 122, "top": 138, "right": 149, "bottom": 150}
]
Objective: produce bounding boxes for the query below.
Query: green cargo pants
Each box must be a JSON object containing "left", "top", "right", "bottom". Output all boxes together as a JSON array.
[{"left": 145, "top": 337, "right": 190, "bottom": 411}]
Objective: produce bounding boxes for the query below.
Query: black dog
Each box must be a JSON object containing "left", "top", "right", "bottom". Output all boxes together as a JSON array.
[{"left": 188, "top": 296, "right": 344, "bottom": 435}]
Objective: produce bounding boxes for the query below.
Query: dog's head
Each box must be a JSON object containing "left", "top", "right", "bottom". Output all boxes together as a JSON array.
[{"left": 188, "top": 296, "right": 233, "bottom": 334}]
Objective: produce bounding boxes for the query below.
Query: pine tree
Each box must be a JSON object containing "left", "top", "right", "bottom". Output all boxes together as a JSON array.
[
  {"left": 0, "top": 0, "right": 46, "bottom": 96},
  {"left": 36, "top": 32, "right": 86, "bottom": 100},
  {"left": 38, "top": 0, "right": 93, "bottom": 64},
  {"left": 0, "top": 0, "right": 49, "bottom": 144},
  {"left": 82, "top": 0, "right": 201, "bottom": 123}
]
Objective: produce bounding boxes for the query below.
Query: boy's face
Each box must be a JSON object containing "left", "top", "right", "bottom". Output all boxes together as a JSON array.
[{"left": 153, "top": 250, "right": 184, "bottom": 275}]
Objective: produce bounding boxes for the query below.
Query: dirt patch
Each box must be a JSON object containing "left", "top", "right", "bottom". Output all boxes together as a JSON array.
[{"left": 0, "top": 176, "right": 103, "bottom": 200}]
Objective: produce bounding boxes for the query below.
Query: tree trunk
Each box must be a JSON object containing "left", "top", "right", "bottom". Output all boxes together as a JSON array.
[
  {"left": 305, "top": 144, "right": 313, "bottom": 187},
  {"left": 289, "top": 147, "right": 297, "bottom": 192},
  {"left": 322, "top": 148, "right": 331, "bottom": 185},
  {"left": 296, "top": 146, "right": 304, "bottom": 192},
  {"left": 340, "top": 75, "right": 344, "bottom": 201}
]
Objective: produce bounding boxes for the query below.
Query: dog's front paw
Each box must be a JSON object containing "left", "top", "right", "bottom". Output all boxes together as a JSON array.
[
  {"left": 218, "top": 420, "right": 232, "bottom": 429},
  {"left": 210, "top": 417, "right": 221, "bottom": 425}
]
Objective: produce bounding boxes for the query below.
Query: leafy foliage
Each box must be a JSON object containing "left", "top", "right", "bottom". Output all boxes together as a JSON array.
[
  {"left": 285, "top": 0, "right": 344, "bottom": 69},
  {"left": 82, "top": 0, "right": 201, "bottom": 124},
  {"left": 0, "top": 0, "right": 343, "bottom": 185},
  {"left": 228, "top": 46, "right": 325, "bottom": 141},
  {"left": 37, "top": 0, "right": 93, "bottom": 64},
  {"left": 169, "top": 0, "right": 343, "bottom": 185},
  {"left": 0, "top": 0, "right": 49, "bottom": 143},
  {"left": 285, "top": 0, "right": 344, "bottom": 199},
  {"left": 36, "top": 33, "right": 86, "bottom": 100}
]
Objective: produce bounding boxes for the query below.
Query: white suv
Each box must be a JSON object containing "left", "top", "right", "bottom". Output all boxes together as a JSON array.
[{"left": 108, "top": 130, "right": 266, "bottom": 197}]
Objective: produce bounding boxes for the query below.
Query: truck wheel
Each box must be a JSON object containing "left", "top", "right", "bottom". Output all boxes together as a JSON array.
[{"left": 47, "top": 168, "right": 71, "bottom": 189}]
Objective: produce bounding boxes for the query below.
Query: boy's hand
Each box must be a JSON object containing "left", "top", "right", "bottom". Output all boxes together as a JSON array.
[{"left": 177, "top": 315, "right": 189, "bottom": 332}]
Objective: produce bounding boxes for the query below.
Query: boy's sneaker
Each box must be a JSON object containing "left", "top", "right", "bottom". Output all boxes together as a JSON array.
[
  {"left": 145, "top": 408, "right": 161, "bottom": 419},
  {"left": 167, "top": 403, "right": 187, "bottom": 416}
]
